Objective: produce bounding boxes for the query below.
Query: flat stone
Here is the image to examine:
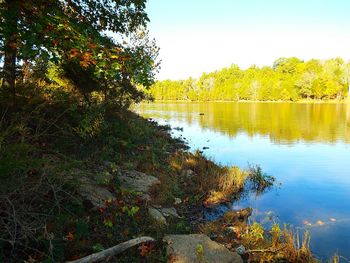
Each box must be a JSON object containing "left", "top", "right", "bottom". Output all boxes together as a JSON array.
[
  {"left": 118, "top": 170, "right": 160, "bottom": 201},
  {"left": 163, "top": 234, "right": 243, "bottom": 263},
  {"left": 78, "top": 177, "right": 115, "bottom": 208},
  {"left": 160, "top": 207, "right": 181, "bottom": 218},
  {"left": 148, "top": 207, "right": 167, "bottom": 225}
]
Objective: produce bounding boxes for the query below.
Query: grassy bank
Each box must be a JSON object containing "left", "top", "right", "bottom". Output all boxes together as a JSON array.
[{"left": 0, "top": 85, "right": 324, "bottom": 262}]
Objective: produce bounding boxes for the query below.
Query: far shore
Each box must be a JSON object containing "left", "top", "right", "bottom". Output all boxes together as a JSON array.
[{"left": 148, "top": 98, "right": 350, "bottom": 104}]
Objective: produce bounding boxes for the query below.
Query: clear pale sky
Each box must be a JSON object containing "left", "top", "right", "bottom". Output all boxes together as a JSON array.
[{"left": 145, "top": 0, "right": 350, "bottom": 80}]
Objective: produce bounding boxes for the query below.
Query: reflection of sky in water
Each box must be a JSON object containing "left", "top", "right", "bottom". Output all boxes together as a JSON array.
[{"left": 141, "top": 113, "right": 350, "bottom": 260}]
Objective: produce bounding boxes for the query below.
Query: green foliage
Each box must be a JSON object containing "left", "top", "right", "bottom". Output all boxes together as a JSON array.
[
  {"left": 148, "top": 58, "right": 350, "bottom": 101},
  {"left": 195, "top": 244, "right": 204, "bottom": 261},
  {"left": 0, "top": 143, "right": 42, "bottom": 177},
  {"left": 244, "top": 222, "right": 265, "bottom": 244},
  {"left": 92, "top": 243, "right": 105, "bottom": 253},
  {"left": 122, "top": 205, "right": 140, "bottom": 217},
  {"left": 0, "top": 0, "right": 159, "bottom": 106}
]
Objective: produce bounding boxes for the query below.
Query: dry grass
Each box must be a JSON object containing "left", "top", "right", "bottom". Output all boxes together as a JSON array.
[
  {"left": 169, "top": 150, "right": 242, "bottom": 205},
  {"left": 241, "top": 224, "right": 319, "bottom": 263},
  {"left": 168, "top": 151, "right": 273, "bottom": 206}
]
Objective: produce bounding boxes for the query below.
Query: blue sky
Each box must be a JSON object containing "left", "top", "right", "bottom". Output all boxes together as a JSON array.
[{"left": 145, "top": 0, "right": 350, "bottom": 80}]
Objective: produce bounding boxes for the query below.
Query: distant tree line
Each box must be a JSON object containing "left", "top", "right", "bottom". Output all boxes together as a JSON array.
[{"left": 148, "top": 57, "right": 350, "bottom": 101}]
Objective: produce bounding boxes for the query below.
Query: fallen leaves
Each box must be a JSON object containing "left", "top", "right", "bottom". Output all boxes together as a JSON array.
[
  {"left": 138, "top": 242, "right": 155, "bottom": 257},
  {"left": 66, "top": 231, "right": 74, "bottom": 241}
]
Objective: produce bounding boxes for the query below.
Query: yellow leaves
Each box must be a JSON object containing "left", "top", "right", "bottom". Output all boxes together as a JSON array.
[{"left": 242, "top": 222, "right": 265, "bottom": 245}]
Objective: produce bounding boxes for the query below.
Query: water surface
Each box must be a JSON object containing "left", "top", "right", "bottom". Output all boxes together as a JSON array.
[{"left": 135, "top": 102, "right": 350, "bottom": 260}]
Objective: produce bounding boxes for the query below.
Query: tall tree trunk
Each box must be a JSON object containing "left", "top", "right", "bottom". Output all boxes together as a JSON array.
[
  {"left": 1, "top": 0, "right": 18, "bottom": 103},
  {"left": 2, "top": 44, "right": 16, "bottom": 94}
]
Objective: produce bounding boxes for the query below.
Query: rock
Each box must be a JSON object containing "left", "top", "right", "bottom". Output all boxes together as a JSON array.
[
  {"left": 160, "top": 207, "right": 181, "bottom": 218},
  {"left": 235, "top": 245, "right": 246, "bottom": 256},
  {"left": 174, "top": 197, "right": 182, "bottom": 205},
  {"left": 78, "top": 177, "right": 115, "bottom": 209},
  {"left": 148, "top": 207, "right": 167, "bottom": 225},
  {"left": 118, "top": 170, "right": 160, "bottom": 201},
  {"left": 163, "top": 234, "right": 243, "bottom": 263}
]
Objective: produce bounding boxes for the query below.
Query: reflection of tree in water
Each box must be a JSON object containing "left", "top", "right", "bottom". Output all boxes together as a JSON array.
[{"left": 137, "top": 102, "right": 350, "bottom": 144}]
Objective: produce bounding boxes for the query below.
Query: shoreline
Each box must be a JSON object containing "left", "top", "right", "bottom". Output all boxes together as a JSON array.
[{"left": 0, "top": 104, "right": 324, "bottom": 262}]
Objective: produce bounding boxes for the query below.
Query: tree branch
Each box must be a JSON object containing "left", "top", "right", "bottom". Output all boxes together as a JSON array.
[{"left": 66, "top": 236, "right": 155, "bottom": 263}]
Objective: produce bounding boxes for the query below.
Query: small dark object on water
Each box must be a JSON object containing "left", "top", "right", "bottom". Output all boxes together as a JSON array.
[
  {"left": 173, "top": 127, "right": 183, "bottom": 131},
  {"left": 203, "top": 147, "right": 209, "bottom": 150},
  {"left": 199, "top": 113, "right": 205, "bottom": 116}
]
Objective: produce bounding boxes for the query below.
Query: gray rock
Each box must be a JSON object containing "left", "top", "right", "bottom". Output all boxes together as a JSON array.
[
  {"left": 118, "top": 170, "right": 160, "bottom": 201},
  {"left": 235, "top": 245, "right": 246, "bottom": 256},
  {"left": 160, "top": 207, "right": 181, "bottom": 218},
  {"left": 163, "top": 234, "right": 243, "bottom": 263},
  {"left": 148, "top": 207, "right": 167, "bottom": 225},
  {"left": 78, "top": 177, "right": 115, "bottom": 208}
]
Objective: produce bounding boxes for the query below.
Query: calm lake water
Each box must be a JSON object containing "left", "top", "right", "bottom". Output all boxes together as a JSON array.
[{"left": 134, "top": 102, "right": 350, "bottom": 260}]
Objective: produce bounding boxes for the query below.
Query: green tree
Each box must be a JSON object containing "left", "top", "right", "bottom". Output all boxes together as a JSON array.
[
  {"left": 0, "top": 0, "right": 158, "bottom": 105},
  {"left": 148, "top": 57, "right": 349, "bottom": 102}
]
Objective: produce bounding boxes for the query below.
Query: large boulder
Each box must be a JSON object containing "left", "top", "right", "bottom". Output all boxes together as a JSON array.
[
  {"left": 163, "top": 234, "right": 243, "bottom": 263},
  {"left": 118, "top": 170, "right": 160, "bottom": 201}
]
